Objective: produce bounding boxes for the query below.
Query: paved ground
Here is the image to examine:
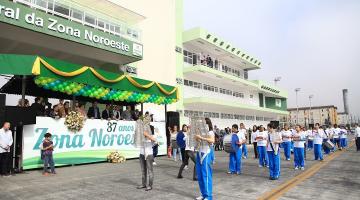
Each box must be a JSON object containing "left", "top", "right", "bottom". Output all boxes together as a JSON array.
[{"left": 0, "top": 142, "right": 359, "bottom": 200}]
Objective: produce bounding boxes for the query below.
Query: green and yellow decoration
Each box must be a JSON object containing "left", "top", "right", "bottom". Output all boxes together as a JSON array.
[{"left": 0, "top": 54, "right": 178, "bottom": 105}]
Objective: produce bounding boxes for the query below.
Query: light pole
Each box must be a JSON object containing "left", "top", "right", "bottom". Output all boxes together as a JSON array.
[
  {"left": 309, "top": 95, "right": 314, "bottom": 126},
  {"left": 274, "top": 77, "right": 281, "bottom": 86},
  {"left": 295, "top": 88, "right": 301, "bottom": 124}
]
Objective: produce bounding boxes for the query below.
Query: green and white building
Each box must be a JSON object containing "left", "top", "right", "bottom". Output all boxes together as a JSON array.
[{"left": 175, "top": 17, "right": 288, "bottom": 128}]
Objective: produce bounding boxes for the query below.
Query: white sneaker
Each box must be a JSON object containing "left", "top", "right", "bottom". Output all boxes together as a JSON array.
[
  {"left": 153, "top": 162, "right": 157, "bottom": 166},
  {"left": 258, "top": 165, "right": 263, "bottom": 168},
  {"left": 301, "top": 167, "right": 305, "bottom": 170},
  {"left": 195, "top": 196, "right": 203, "bottom": 200},
  {"left": 295, "top": 167, "right": 299, "bottom": 170},
  {"left": 286, "top": 158, "right": 290, "bottom": 161},
  {"left": 184, "top": 165, "right": 189, "bottom": 170}
]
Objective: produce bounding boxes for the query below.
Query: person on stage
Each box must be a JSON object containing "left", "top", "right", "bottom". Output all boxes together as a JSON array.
[
  {"left": 195, "top": 118, "right": 215, "bottom": 200},
  {"left": 281, "top": 125, "right": 292, "bottom": 161},
  {"left": 266, "top": 123, "right": 282, "bottom": 180},
  {"left": 355, "top": 123, "right": 360, "bottom": 151},
  {"left": 292, "top": 125, "right": 306, "bottom": 170},
  {"left": 239, "top": 123, "right": 248, "bottom": 159},
  {"left": 227, "top": 124, "right": 244, "bottom": 175},
  {"left": 339, "top": 126, "right": 348, "bottom": 149},
  {"left": 251, "top": 125, "right": 259, "bottom": 159},
  {"left": 177, "top": 124, "right": 197, "bottom": 180},
  {"left": 256, "top": 125, "right": 269, "bottom": 167},
  {"left": 135, "top": 114, "right": 157, "bottom": 191},
  {"left": 0, "top": 122, "right": 13, "bottom": 177},
  {"left": 313, "top": 123, "right": 325, "bottom": 161}
]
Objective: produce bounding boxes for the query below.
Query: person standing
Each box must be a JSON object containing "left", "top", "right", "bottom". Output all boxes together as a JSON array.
[
  {"left": 307, "top": 128, "right": 314, "bottom": 151},
  {"left": 136, "top": 116, "right": 157, "bottom": 191},
  {"left": 281, "top": 125, "right": 292, "bottom": 161},
  {"left": 195, "top": 118, "right": 215, "bottom": 200},
  {"left": 293, "top": 125, "right": 306, "bottom": 170},
  {"left": 239, "top": 123, "right": 248, "bottom": 159},
  {"left": 333, "top": 124, "right": 341, "bottom": 149},
  {"left": 355, "top": 123, "right": 360, "bottom": 151},
  {"left": 42, "top": 132, "right": 56, "bottom": 175},
  {"left": 176, "top": 125, "right": 187, "bottom": 166},
  {"left": 169, "top": 125, "right": 182, "bottom": 162},
  {"left": 251, "top": 125, "right": 259, "bottom": 159},
  {"left": 101, "top": 104, "right": 113, "bottom": 120},
  {"left": 0, "top": 122, "right": 13, "bottom": 177},
  {"left": 121, "top": 106, "right": 133, "bottom": 121},
  {"left": 87, "top": 101, "right": 101, "bottom": 119},
  {"left": 313, "top": 123, "right": 325, "bottom": 161},
  {"left": 256, "top": 125, "right": 269, "bottom": 167},
  {"left": 266, "top": 123, "right": 282, "bottom": 180},
  {"left": 227, "top": 124, "right": 242, "bottom": 175},
  {"left": 323, "top": 126, "right": 332, "bottom": 155},
  {"left": 177, "top": 125, "right": 197, "bottom": 180},
  {"left": 339, "top": 126, "right": 348, "bottom": 149}
]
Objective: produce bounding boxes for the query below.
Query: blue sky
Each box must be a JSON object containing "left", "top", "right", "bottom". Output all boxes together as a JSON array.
[{"left": 183, "top": 0, "right": 360, "bottom": 118}]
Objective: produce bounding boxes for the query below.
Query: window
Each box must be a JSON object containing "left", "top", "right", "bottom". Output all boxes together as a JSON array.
[
  {"left": 250, "top": 94, "right": 254, "bottom": 98},
  {"left": 183, "top": 50, "right": 194, "bottom": 64},
  {"left": 71, "top": 9, "right": 83, "bottom": 21},
  {"left": 246, "top": 115, "right": 254, "bottom": 121},
  {"left": 84, "top": 13, "right": 96, "bottom": 26},
  {"left": 54, "top": 2, "right": 70, "bottom": 17},
  {"left": 97, "top": 19, "right": 105, "bottom": 29},
  {"left": 35, "top": 0, "right": 47, "bottom": 9}
]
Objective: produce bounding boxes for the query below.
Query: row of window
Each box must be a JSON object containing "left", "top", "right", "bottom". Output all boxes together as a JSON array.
[
  {"left": 183, "top": 110, "right": 273, "bottom": 121},
  {"left": 15, "top": 0, "right": 141, "bottom": 41},
  {"left": 184, "top": 79, "right": 254, "bottom": 99},
  {"left": 183, "top": 50, "right": 246, "bottom": 79}
]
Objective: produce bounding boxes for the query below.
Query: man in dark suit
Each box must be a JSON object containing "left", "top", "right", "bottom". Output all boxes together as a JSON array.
[
  {"left": 31, "top": 97, "right": 45, "bottom": 116},
  {"left": 87, "top": 102, "right": 100, "bottom": 119},
  {"left": 102, "top": 104, "right": 113, "bottom": 120}
]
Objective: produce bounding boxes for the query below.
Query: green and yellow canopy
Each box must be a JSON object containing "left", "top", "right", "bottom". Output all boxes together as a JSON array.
[{"left": 0, "top": 54, "right": 178, "bottom": 105}]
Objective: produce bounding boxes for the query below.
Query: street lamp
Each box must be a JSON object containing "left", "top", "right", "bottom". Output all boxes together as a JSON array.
[
  {"left": 295, "top": 88, "right": 301, "bottom": 124},
  {"left": 274, "top": 77, "right": 281, "bottom": 86},
  {"left": 309, "top": 95, "right": 314, "bottom": 126}
]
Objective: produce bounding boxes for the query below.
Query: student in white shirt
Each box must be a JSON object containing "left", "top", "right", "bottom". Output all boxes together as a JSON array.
[
  {"left": 0, "top": 122, "right": 13, "bottom": 176},
  {"left": 251, "top": 125, "right": 259, "bottom": 159},
  {"left": 355, "top": 123, "right": 360, "bottom": 151},
  {"left": 239, "top": 123, "right": 248, "bottom": 159},
  {"left": 313, "top": 123, "right": 325, "bottom": 161},
  {"left": 256, "top": 125, "right": 269, "bottom": 167},
  {"left": 195, "top": 118, "right": 215, "bottom": 200},
  {"left": 266, "top": 123, "right": 283, "bottom": 180},
  {"left": 281, "top": 125, "right": 292, "bottom": 161},
  {"left": 323, "top": 127, "right": 332, "bottom": 155},
  {"left": 306, "top": 128, "right": 314, "bottom": 150},
  {"left": 333, "top": 124, "right": 341, "bottom": 149},
  {"left": 293, "top": 125, "right": 306, "bottom": 170},
  {"left": 339, "top": 126, "right": 348, "bottom": 149}
]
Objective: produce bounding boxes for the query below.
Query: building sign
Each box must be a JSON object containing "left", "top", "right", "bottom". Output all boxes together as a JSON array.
[
  {"left": 0, "top": 1, "right": 142, "bottom": 58},
  {"left": 22, "top": 117, "right": 166, "bottom": 170}
]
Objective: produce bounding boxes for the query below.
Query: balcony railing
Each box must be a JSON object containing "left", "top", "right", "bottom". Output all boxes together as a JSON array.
[
  {"left": 183, "top": 50, "right": 248, "bottom": 80},
  {"left": 13, "top": 0, "right": 142, "bottom": 42}
]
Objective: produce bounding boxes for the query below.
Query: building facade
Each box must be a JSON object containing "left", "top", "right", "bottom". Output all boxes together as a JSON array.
[
  {"left": 286, "top": 105, "right": 338, "bottom": 127},
  {"left": 175, "top": 26, "right": 288, "bottom": 128}
]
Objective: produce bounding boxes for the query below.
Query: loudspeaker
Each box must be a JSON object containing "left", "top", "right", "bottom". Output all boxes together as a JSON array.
[
  {"left": 0, "top": 94, "right": 5, "bottom": 124},
  {"left": 5, "top": 106, "right": 36, "bottom": 126},
  {"left": 270, "top": 120, "right": 280, "bottom": 129}
]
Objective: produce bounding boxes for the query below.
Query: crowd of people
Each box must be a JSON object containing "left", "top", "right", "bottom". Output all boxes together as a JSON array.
[
  {"left": 17, "top": 97, "right": 142, "bottom": 121},
  {"left": 164, "top": 121, "right": 360, "bottom": 200}
]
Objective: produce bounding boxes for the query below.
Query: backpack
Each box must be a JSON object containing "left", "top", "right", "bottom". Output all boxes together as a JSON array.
[{"left": 223, "top": 134, "right": 235, "bottom": 153}]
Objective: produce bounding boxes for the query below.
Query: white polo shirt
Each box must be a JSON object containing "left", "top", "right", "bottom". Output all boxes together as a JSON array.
[
  {"left": 333, "top": 128, "right": 340, "bottom": 139},
  {"left": 355, "top": 127, "right": 360, "bottom": 137},
  {"left": 281, "top": 130, "right": 292, "bottom": 142},
  {"left": 293, "top": 131, "right": 306, "bottom": 148},
  {"left": 237, "top": 129, "right": 246, "bottom": 148},
  {"left": 340, "top": 129, "right": 347, "bottom": 138},
  {"left": 0, "top": 128, "right": 13, "bottom": 153},
  {"left": 313, "top": 129, "right": 325, "bottom": 144},
  {"left": 251, "top": 131, "right": 258, "bottom": 143},
  {"left": 256, "top": 131, "right": 268, "bottom": 146}
]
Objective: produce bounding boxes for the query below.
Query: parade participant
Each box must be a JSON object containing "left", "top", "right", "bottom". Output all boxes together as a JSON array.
[
  {"left": 266, "top": 123, "right": 282, "bottom": 180},
  {"left": 135, "top": 114, "right": 157, "bottom": 191},
  {"left": 301, "top": 127, "right": 307, "bottom": 160},
  {"left": 313, "top": 123, "right": 325, "bottom": 161},
  {"left": 228, "top": 124, "right": 242, "bottom": 175},
  {"left": 307, "top": 127, "right": 314, "bottom": 151},
  {"left": 339, "top": 126, "right": 348, "bottom": 149},
  {"left": 41, "top": 132, "right": 56, "bottom": 175},
  {"left": 195, "top": 118, "right": 215, "bottom": 200},
  {"left": 281, "top": 125, "right": 292, "bottom": 161},
  {"left": 323, "top": 126, "right": 331, "bottom": 155},
  {"left": 333, "top": 124, "right": 341, "bottom": 149},
  {"left": 0, "top": 122, "right": 13, "bottom": 177},
  {"left": 177, "top": 124, "right": 197, "bottom": 180},
  {"left": 355, "top": 123, "right": 360, "bottom": 151},
  {"left": 293, "top": 125, "right": 306, "bottom": 170},
  {"left": 251, "top": 125, "right": 259, "bottom": 159},
  {"left": 239, "top": 123, "right": 248, "bottom": 159},
  {"left": 256, "top": 125, "right": 269, "bottom": 167}
]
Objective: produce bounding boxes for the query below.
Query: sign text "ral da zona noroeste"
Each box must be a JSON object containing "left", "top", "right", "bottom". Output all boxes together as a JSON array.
[{"left": 0, "top": 5, "right": 130, "bottom": 52}]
